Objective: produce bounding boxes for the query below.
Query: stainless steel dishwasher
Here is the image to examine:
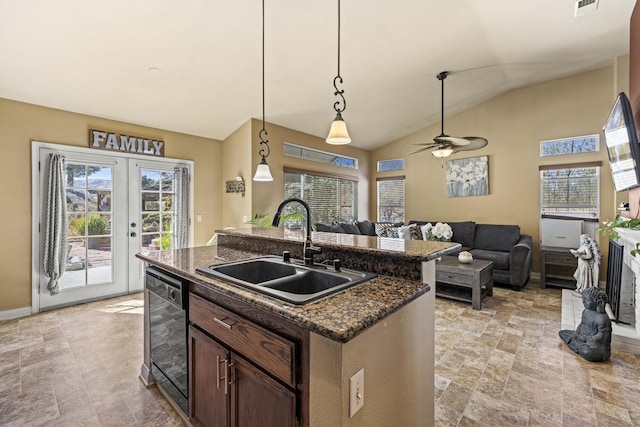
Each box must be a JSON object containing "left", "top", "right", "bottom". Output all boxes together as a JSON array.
[{"left": 146, "top": 266, "right": 188, "bottom": 415}]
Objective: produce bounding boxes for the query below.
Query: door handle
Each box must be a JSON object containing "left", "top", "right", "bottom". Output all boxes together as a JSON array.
[{"left": 130, "top": 232, "right": 137, "bottom": 237}]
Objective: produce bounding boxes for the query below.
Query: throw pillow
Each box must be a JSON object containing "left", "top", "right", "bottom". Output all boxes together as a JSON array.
[
  {"left": 385, "top": 227, "right": 400, "bottom": 238},
  {"left": 399, "top": 224, "right": 422, "bottom": 240},
  {"left": 374, "top": 222, "right": 396, "bottom": 237}
]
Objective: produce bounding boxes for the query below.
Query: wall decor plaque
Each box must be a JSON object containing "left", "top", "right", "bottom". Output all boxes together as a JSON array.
[{"left": 89, "top": 129, "right": 165, "bottom": 157}]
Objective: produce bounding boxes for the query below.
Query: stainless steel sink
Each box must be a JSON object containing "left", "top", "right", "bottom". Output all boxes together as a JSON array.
[{"left": 196, "top": 256, "right": 377, "bottom": 305}]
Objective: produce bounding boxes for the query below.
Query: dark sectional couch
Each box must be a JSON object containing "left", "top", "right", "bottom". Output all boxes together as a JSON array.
[{"left": 315, "top": 219, "right": 532, "bottom": 291}]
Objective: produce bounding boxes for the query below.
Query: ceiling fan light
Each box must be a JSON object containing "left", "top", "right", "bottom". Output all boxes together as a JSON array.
[
  {"left": 253, "top": 156, "right": 273, "bottom": 181},
  {"left": 432, "top": 148, "right": 454, "bottom": 158},
  {"left": 326, "top": 112, "right": 351, "bottom": 144}
]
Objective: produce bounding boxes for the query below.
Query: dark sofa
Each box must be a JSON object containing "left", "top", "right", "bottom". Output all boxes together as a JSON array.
[{"left": 316, "top": 219, "right": 532, "bottom": 291}]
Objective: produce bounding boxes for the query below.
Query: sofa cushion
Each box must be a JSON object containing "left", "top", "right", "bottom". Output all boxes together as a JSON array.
[
  {"left": 449, "top": 221, "right": 476, "bottom": 248},
  {"left": 314, "top": 223, "right": 334, "bottom": 232},
  {"left": 470, "top": 249, "right": 510, "bottom": 271},
  {"left": 317, "top": 223, "right": 345, "bottom": 233},
  {"left": 473, "top": 224, "right": 520, "bottom": 252},
  {"left": 335, "top": 221, "right": 361, "bottom": 235},
  {"left": 355, "top": 220, "right": 377, "bottom": 236}
]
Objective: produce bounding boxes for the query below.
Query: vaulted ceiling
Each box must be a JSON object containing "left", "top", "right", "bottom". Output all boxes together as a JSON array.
[{"left": 0, "top": 0, "right": 635, "bottom": 150}]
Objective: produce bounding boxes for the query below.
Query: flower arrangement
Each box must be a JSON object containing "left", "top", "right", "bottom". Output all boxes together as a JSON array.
[{"left": 422, "top": 222, "right": 453, "bottom": 241}]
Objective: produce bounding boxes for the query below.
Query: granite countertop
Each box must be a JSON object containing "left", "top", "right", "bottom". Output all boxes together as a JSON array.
[
  {"left": 137, "top": 228, "right": 460, "bottom": 343},
  {"left": 218, "top": 226, "right": 459, "bottom": 262}
]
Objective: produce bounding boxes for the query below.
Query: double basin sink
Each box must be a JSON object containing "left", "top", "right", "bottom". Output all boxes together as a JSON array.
[{"left": 196, "top": 256, "right": 377, "bottom": 305}]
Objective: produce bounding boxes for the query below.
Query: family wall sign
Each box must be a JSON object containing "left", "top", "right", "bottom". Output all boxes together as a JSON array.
[{"left": 89, "top": 129, "right": 165, "bottom": 157}]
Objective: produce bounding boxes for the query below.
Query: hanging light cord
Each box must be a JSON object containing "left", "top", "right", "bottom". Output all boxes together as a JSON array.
[
  {"left": 437, "top": 71, "right": 448, "bottom": 137},
  {"left": 258, "top": 0, "right": 270, "bottom": 159},
  {"left": 332, "top": 0, "right": 346, "bottom": 114}
]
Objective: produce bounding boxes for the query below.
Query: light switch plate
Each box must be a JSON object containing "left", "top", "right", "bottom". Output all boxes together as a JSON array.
[{"left": 349, "top": 368, "right": 364, "bottom": 417}]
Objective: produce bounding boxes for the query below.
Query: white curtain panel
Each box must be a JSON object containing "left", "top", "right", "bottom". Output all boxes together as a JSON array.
[
  {"left": 174, "top": 166, "right": 190, "bottom": 249},
  {"left": 43, "top": 153, "right": 68, "bottom": 295}
]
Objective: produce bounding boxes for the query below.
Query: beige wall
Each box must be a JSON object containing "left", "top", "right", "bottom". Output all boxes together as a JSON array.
[
  {"left": 0, "top": 98, "right": 223, "bottom": 312},
  {"left": 248, "top": 118, "right": 371, "bottom": 222},
  {"left": 371, "top": 64, "right": 626, "bottom": 275},
  {"left": 222, "top": 120, "right": 253, "bottom": 228}
]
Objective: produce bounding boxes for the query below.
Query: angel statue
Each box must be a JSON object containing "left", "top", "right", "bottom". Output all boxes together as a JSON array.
[{"left": 570, "top": 234, "right": 601, "bottom": 293}]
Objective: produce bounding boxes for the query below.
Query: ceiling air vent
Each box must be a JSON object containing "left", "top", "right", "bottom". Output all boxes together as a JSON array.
[{"left": 574, "top": 0, "right": 599, "bottom": 17}]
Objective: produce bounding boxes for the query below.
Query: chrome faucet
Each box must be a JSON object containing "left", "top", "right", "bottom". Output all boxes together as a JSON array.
[{"left": 272, "top": 198, "right": 322, "bottom": 266}]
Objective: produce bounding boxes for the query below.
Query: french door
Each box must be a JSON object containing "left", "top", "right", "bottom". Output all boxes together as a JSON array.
[{"left": 33, "top": 143, "right": 191, "bottom": 312}]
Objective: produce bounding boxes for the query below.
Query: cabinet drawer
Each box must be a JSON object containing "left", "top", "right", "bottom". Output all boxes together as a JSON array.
[
  {"left": 545, "top": 251, "right": 576, "bottom": 265},
  {"left": 436, "top": 270, "right": 473, "bottom": 286},
  {"left": 189, "top": 293, "right": 296, "bottom": 387}
]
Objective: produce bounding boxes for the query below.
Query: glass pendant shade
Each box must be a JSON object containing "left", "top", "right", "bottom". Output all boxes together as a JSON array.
[
  {"left": 326, "top": 112, "right": 351, "bottom": 145},
  {"left": 253, "top": 157, "right": 273, "bottom": 181},
  {"left": 432, "top": 148, "right": 454, "bottom": 158}
]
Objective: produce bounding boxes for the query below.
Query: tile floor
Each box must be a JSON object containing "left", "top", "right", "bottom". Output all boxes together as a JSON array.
[
  {"left": 0, "top": 281, "right": 638, "bottom": 426},
  {"left": 435, "top": 280, "right": 640, "bottom": 426}
]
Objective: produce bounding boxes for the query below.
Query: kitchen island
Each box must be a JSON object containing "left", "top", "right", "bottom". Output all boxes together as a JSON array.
[{"left": 137, "top": 228, "right": 459, "bottom": 426}]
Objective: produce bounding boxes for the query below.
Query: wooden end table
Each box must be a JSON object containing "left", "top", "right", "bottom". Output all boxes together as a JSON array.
[{"left": 435, "top": 256, "right": 493, "bottom": 310}]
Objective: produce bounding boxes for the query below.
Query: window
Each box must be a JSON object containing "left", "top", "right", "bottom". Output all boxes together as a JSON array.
[
  {"left": 540, "top": 135, "right": 599, "bottom": 157},
  {"left": 377, "top": 176, "right": 405, "bottom": 222},
  {"left": 377, "top": 159, "right": 404, "bottom": 172},
  {"left": 284, "top": 142, "right": 357, "bottom": 169},
  {"left": 539, "top": 162, "right": 600, "bottom": 219},
  {"left": 283, "top": 168, "right": 357, "bottom": 227}
]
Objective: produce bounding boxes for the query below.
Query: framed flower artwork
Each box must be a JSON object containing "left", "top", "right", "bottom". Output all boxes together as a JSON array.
[{"left": 445, "top": 155, "right": 489, "bottom": 197}]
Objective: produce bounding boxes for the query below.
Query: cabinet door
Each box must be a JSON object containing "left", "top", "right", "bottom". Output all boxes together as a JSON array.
[
  {"left": 189, "top": 325, "right": 230, "bottom": 427},
  {"left": 230, "top": 353, "right": 296, "bottom": 427}
]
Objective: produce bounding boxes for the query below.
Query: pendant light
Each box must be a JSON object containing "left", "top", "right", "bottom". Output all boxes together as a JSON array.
[
  {"left": 326, "top": 0, "right": 351, "bottom": 145},
  {"left": 253, "top": 0, "right": 273, "bottom": 182}
]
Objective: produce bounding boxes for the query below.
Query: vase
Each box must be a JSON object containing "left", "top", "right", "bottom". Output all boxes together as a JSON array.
[{"left": 458, "top": 251, "right": 473, "bottom": 264}]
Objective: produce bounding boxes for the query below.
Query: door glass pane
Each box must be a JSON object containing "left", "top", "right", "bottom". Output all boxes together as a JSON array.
[
  {"left": 140, "top": 169, "right": 176, "bottom": 252},
  {"left": 142, "top": 213, "right": 160, "bottom": 233},
  {"left": 59, "top": 162, "right": 114, "bottom": 290},
  {"left": 162, "top": 195, "right": 174, "bottom": 212},
  {"left": 142, "top": 170, "right": 161, "bottom": 191},
  {"left": 67, "top": 189, "right": 86, "bottom": 212},
  {"left": 161, "top": 171, "right": 175, "bottom": 191},
  {"left": 62, "top": 237, "right": 86, "bottom": 290},
  {"left": 88, "top": 237, "right": 112, "bottom": 285},
  {"left": 142, "top": 193, "right": 160, "bottom": 211}
]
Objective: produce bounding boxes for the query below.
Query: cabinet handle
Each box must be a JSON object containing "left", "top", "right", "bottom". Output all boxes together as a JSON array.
[
  {"left": 216, "top": 355, "right": 221, "bottom": 389},
  {"left": 224, "top": 359, "right": 229, "bottom": 395},
  {"left": 214, "top": 317, "right": 233, "bottom": 329}
]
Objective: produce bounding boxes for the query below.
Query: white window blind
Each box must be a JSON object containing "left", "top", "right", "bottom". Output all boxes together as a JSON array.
[
  {"left": 283, "top": 169, "right": 357, "bottom": 227},
  {"left": 377, "top": 176, "right": 405, "bottom": 222},
  {"left": 539, "top": 163, "right": 600, "bottom": 219}
]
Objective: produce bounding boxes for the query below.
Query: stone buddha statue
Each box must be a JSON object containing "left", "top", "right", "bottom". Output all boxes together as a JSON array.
[{"left": 559, "top": 286, "right": 611, "bottom": 362}]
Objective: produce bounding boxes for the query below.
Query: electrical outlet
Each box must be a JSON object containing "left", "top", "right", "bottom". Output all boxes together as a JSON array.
[
  {"left": 196, "top": 215, "right": 202, "bottom": 222},
  {"left": 349, "top": 368, "right": 364, "bottom": 417},
  {"left": 242, "top": 215, "right": 248, "bottom": 223}
]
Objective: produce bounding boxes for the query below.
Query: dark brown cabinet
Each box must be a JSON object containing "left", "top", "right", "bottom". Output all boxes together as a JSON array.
[{"left": 189, "top": 293, "right": 297, "bottom": 427}]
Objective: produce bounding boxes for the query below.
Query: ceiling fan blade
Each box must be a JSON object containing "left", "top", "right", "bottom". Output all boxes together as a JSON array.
[
  {"left": 408, "top": 146, "right": 437, "bottom": 155},
  {"left": 434, "top": 135, "right": 470, "bottom": 146},
  {"left": 454, "top": 137, "right": 489, "bottom": 151},
  {"left": 409, "top": 143, "right": 440, "bottom": 149}
]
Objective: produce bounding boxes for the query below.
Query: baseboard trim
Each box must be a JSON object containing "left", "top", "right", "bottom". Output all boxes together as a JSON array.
[{"left": 0, "top": 306, "right": 32, "bottom": 321}]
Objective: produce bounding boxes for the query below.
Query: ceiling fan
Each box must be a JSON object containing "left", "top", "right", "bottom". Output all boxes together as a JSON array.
[{"left": 410, "top": 71, "right": 488, "bottom": 158}]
